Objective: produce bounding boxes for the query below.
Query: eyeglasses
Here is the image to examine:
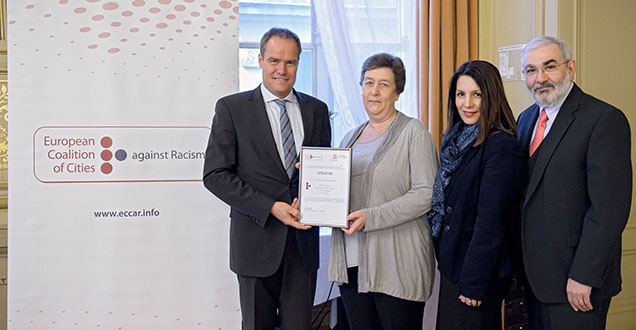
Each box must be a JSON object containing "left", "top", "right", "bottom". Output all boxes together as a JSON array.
[{"left": 523, "top": 60, "right": 569, "bottom": 77}]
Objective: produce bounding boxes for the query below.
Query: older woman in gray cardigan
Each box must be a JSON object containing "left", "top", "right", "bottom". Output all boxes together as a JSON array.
[{"left": 328, "top": 53, "right": 438, "bottom": 330}]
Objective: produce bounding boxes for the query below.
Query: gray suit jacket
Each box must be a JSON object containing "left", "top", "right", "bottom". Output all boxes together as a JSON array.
[
  {"left": 203, "top": 86, "right": 331, "bottom": 277},
  {"left": 517, "top": 83, "right": 631, "bottom": 303}
]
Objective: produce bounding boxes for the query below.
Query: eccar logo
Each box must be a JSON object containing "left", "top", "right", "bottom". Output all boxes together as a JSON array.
[
  {"left": 304, "top": 153, "right": 323, "bottom": 161},
  {"left": 34, "top": 126, "right": 209, "bottom": 183}
]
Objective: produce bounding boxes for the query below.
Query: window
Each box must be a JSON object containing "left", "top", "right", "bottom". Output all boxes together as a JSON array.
[{"left": 238, "top": 0, "right": 417, "bottom": 145}]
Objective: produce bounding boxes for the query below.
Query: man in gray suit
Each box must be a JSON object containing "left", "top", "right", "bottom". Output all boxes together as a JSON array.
[
  {"left": 517, "top": 35, "right": 631, "bottom": 330},
  {"left": 203, "top": 28, "right": 331, "bottom": 330}
]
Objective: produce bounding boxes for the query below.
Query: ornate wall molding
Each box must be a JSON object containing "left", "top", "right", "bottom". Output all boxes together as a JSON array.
[{"left": 0, "top": 80, "right": 6, "bottom": 173}]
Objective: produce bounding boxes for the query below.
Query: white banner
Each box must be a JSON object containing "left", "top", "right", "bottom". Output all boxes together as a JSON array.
[{"left": 8, "top": 0, "right": 240, "bottom": 328}]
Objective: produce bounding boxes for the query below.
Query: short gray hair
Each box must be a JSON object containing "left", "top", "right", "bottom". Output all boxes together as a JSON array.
[
  {"left": 359, "top": 53, "right": 406, "bottom": 95},
  {"left": 521, "top": 36, "right": 572, "bottom": 65}
]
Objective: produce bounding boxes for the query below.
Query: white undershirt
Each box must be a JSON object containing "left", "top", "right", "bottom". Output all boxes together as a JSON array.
[
  {"left": 260, "top": 84, "right": 305, "bottom": 165},
  {"left": 345, "top": 133, "right": 385, "bottom": 268}
]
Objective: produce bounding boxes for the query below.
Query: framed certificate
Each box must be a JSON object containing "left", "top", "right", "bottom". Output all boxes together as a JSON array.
[{"left": 298, "top": 147, "right": 351, "bottom": 228}]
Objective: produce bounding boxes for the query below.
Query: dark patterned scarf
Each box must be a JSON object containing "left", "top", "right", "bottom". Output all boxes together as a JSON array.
[{"left": 429, "top": 122, "right": 479, "bottom": 237}]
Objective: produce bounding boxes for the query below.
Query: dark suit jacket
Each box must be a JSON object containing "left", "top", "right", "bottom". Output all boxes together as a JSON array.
[
  {"left": 203, "top": 86, "right": 331, "bottom": 277},
  {"left": 517, "top": 83, "right": 632, "bottom": 303},
  {"left": 436, "top": 130, "right": 525, "bottom": 300}
]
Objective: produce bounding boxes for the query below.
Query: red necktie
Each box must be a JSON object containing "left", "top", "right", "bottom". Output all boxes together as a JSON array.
[{"left": 529, "top": 109, "right": 547, "bottom": 157}]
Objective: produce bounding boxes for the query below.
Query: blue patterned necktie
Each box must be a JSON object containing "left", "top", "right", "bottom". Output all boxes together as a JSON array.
[{"left": 274, "top": 99, "right": 296, "bottom": 178}]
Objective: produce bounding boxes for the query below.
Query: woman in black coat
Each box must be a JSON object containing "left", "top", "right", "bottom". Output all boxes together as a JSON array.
[{"left": 429, "top": 60, "right": 525, "bottom": 329}]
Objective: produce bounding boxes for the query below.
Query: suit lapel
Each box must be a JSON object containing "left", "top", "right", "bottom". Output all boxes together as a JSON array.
[
  {"left": 519, "top": 105, "right": 540, "bottom": 151},
  {"left": 523, "top": 84, "right": 582, "bottom": 206},
  {"left": 444, "top": 145, "right": 480, "bottom": 199},
  {"left": 249, "top": 86, "right": 288, "bottom": 178},
  {"left": 296, "top": 90, "right": 314, "bottom": 146}
]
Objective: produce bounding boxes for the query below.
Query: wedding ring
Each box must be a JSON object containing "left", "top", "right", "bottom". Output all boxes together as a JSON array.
[{"left": 466, "top": 299, "right": 471, "bottom": 303}]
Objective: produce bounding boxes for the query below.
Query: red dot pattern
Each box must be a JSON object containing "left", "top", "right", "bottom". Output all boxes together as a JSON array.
[
  {"left": 14, "top": 0, "right": 237, "bottom": 86},
  {"left": 100, "top": 137, "right": 113, "bottom": 174},
  {"left": 18, "top": 0, "right": 237, "bottom": 57}
]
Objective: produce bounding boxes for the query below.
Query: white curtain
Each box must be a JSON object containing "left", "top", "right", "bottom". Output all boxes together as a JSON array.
[{"left": 314, "top": 0, "right": 418, "bottom": 143}]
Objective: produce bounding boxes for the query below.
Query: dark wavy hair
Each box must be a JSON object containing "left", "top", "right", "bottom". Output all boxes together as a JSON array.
[{"left": 445, "top": 60, "right": 517, "bottom": 146}]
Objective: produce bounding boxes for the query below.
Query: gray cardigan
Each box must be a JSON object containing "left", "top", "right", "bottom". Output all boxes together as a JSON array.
[{"left": 328, "top": 112, "right": 438, "bottom": 302}]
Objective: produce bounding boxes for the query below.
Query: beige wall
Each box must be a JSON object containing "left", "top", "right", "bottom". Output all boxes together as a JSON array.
[
  {"left": 478, "top": 0, "right": 535, "bottom": 117},
  {"left": 479, "top": 0, "right": 636, "bottom": 328}
]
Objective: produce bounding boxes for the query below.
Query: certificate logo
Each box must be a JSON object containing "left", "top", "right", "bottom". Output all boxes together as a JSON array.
[{"left": 305, "top": 153, "right": 323, "bottom": 161}]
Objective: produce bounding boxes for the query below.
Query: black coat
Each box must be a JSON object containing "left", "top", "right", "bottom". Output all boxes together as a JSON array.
[
  {"left": 517, "top": 84, "right": 631, "bottom": 303},
  {"left": 202, "top": 86, "right": 331, "bottom": 277},
  {"left": 436, "top": 129, "right": 525, "bottom": 300}
]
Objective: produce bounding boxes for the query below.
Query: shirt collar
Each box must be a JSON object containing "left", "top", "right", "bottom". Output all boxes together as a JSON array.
[{"left": 260, "top": 84, "right": 297, "bottom": 104}]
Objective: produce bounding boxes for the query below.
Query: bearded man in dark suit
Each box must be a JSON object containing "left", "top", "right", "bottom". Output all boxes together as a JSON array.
[
  {"left": 517, "top": 35, "right": 631, "bottom": 330},
  {"left": 203, "top": 27, "right": 331, "bottom": 330}
]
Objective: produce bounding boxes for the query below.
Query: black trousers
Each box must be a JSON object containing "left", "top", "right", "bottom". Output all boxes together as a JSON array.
[
  {"left": 436, "top": 275, "right": 511, "bottom": 330},
  {"left": 524, "top": 285, "right": 611, "bottom": 330},
  {"left": 339, "top": 267, "right": 425, "bottom": 330},
  {"left": 237, "top": 229, "right": 317, "bottom": 330}
]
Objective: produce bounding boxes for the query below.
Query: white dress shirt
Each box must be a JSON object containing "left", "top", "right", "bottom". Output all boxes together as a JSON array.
[{"left": 260, "top": 84, "right": 305, "bottom": 166}]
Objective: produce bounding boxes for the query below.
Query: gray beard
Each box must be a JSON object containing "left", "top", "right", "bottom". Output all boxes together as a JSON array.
[{"left": 527, "top": 73, "right": 573, "bottom": 108}]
